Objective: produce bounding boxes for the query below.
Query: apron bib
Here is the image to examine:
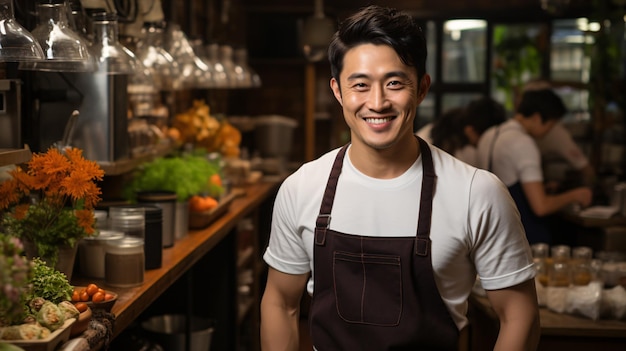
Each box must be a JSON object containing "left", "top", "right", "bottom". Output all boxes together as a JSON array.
[{"left": 310, "top": 138, "right": 459, "bottom": 350}]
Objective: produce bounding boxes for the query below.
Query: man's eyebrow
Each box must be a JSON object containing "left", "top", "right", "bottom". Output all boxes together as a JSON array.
[{"left": 346, "top": 71, "right": 411, "bottom": 81}]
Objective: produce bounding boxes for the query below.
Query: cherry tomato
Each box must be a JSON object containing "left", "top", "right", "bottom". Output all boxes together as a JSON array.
[
  {"left": 79, "top": 290, "right": 90, "bottom": 302},
  {"left": 86, "top": 283, "right": 99, "bottom": 296},
  {"left": 104, "top": 293, "right": 114, "bottom": 301},
  {"left": 92, "top": 291, "right": 105, "bottom": 303},
  {"left": 71, "top": 290, "right": 80, "bottom": 302},
  {"left": 97, "top": 288, "right": 105, "bottom": 295},
  {"left": 74, "top": 302, "right": 88, "bottom": 313}
]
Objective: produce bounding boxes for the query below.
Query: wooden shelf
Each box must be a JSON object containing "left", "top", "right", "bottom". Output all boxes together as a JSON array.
[
  {"left": 70, "top": 180, "right": 280, "bottom": 339},
  {"left": 98, "top": 142, "right": 173, "bottom": 176},
  {"left": 0, "top": 147, "right": 32, "bottom": 166}
]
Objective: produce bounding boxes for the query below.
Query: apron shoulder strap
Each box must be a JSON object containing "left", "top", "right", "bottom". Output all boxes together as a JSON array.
[
  {"left": 416, "top": 137, "right": 436, "bottom": 256},
  {"left": 315, "top": 144, "right": 349, "bottom": 246}
]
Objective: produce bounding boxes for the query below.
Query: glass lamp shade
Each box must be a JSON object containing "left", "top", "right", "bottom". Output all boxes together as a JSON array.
[
  {"left": 0, "top": 0, "right": 45, "bottom": 61},
  {"left": 164, "top": 23, "right": 214, "bottom": 89},
  {"left": 25, "top": 1, "right": 94, "bottom": 68},
  {"left": 90, "top": 14, "right": 138, "bottom": 74},
  {"left": 134, "top": 22, "right": 183, "bottom": 91}
]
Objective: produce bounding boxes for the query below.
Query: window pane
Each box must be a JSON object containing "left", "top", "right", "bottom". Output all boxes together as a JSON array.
[
  {"left": 442, "top": 93, "right": 482, "bottom": 112},
  {"left": 442, "top": 19, "right": 487, "bottom": 83},
  {"left": 551, "top": 19, "right": 591, "bottom": 121},
  {"left": 426, "top": 21, "right": 437, "bottom": 83},
  {"left": 491, "top": 23, "right": 544, "bottom": 111},
  {"left": 551, "top": 19, "right": 590, "bottom": 83}
]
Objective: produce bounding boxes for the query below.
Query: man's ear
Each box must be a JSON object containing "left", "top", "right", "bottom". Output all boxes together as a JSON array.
[
  {"left": 330, "top": 77, "right": 343, "bottom": 105},
  {"left": 417, "top": 74, "right": 431, "bottom": 103}
]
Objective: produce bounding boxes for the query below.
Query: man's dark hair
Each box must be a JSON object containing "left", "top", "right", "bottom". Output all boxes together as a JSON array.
[
  {"left": 464, "top": 97, "right": 507, "bottom": 135},
  {"left": 517, "top": 89, "right": 567, "bottom": 122},
  {"left": 327, "top": 5, "right": 427, "bottom": 84}
]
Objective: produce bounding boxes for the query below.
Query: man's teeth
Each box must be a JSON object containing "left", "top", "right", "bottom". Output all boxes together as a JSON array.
[{"left": 365, "top": 117, "right": 392, "bottom": 124}]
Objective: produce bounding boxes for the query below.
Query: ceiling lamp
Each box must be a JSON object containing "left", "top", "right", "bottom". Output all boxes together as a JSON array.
[
  {"left": 19, "top": 0, "right": 95, "bottom": 72},
  {"left": 0, "top": 0, "right": 45, "bottom": 62}
]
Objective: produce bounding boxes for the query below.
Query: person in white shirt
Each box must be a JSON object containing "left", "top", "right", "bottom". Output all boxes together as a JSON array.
[
  {"left": 476, "top": 88, "right": 593, "bottom": 244},
  {"left": 261, "top": 5, "right": 539, "bottom": 351},
  {"left": 416, "top": 97, "right": 506, "bottom": 167}
]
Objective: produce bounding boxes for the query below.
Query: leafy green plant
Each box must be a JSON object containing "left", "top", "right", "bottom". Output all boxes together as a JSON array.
[
  {"left": 24, "top": 258, "right": 73, "bottom": 306},
  {"left": 124, "top": 154, "right": 223, "bottom": 202}
]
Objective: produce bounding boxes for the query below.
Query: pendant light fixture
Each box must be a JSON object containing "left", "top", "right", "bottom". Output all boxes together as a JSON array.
[
  {"left": 0, "top": 0, "right": 45, "bottom": 61},
  {"left": 19, "top": 0, "right": 95, "bottom": 72}
]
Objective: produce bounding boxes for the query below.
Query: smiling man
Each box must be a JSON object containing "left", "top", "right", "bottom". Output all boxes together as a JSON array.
[{"left": 260, "top": 5, "right": 540, "bottom": 351}]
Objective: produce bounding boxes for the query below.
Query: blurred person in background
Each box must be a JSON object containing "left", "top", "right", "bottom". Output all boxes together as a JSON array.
[
  {"left": 521, "top": 80, "right": 596, "bottom": 188},
  {"left": 417, "top": 97, "right": 507, "bottom": 167},
  {"left": 476, "top": 88, "right": 593, "bottom": 245}
]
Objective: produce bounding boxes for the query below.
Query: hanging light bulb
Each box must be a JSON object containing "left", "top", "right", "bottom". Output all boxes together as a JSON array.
[
  {"left": 0, "top": 0, "right": 45, "bottom": 61},
  {"left": 19, "top": 0, "right": 95, "bottom": 72}
]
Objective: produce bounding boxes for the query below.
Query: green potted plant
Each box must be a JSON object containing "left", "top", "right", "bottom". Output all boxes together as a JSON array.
[
  {"left": 123, "top": 153, "right": 224, "bottom": 238},
  {"left": 0, "top": 147, "right": 104, "bottom": 280}
]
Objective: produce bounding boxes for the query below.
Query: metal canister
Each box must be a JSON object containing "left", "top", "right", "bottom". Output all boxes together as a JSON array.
[
  {"left": 105, "top": 236, "right": 145, "bottom": 287},
  {"left": 137, "top": 191, "right": 176, "bottom": 248}
]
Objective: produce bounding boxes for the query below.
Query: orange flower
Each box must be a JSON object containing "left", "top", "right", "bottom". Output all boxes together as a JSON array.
[
  {"left": 12, "top": 204, "right": 30, "bottom": 220},
  {"left": 1, "top": 146, "right": 105, "bottom": 261},
  {"left": 75, "top": 209, "right": 95, "bottom": 235},
  {"left": 0, "top": 178, "right": 21, "bottom": 210}
]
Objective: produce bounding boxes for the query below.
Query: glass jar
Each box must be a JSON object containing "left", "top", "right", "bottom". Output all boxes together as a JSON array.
[
  {"left": 571, "top": 246, "right": 593, "bottom": 286},
  {"left": 531, "top": 243, "right": 549, "bottom": 286},
  {"left": 109, "top": 205, "right": 145, "bottom": 239},
  {"left": 548, "top": 245, "right": 571, "bottom": 287},
  {"left": 105, "top": 236, "right": 144, "bottom": 287}
]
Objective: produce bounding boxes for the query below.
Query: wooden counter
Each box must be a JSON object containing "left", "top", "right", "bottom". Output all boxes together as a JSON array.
[
  {"left": 468, "top": 293, "right": 626, "bottom": 350},
  {"left": 72, "top": 180, "right": 280, "bottom": 339}
]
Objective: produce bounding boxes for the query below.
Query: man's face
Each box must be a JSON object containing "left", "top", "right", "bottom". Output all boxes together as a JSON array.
[
  {"left": 330, "top": 44, "right": 430, "bottom": 151},
  {"left": 529, "top": 114, "right": 558, "bottom": 138}
]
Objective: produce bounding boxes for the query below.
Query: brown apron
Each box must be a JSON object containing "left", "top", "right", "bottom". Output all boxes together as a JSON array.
[{"left": 310, "top": 138, "right": 459, "bottom": 350}]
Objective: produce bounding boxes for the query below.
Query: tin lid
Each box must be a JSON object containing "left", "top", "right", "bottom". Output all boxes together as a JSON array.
[
  {"left": 83, "top": 230, "right": 125, "bottom": 242},
  {"left": 106, "top": 236, "right": 144, "bottom": 250}
]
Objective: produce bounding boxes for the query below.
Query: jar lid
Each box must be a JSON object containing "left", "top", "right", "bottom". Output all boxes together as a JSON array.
[
  {"left": 109, "top": 205, "right": 145, "bottom": 218},
  {"left": 107, "top": 236, "right": 144, "bottom": 249},
  {"left": 83, "top": 230, "right": 125, "bottom": 242}
]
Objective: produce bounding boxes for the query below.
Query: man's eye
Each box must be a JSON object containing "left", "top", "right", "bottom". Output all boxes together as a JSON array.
[{"left": 388, "top": 81, "right": 402, "bottom": 87}]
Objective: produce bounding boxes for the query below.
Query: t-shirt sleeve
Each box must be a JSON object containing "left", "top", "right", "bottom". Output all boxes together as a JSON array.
[
  {"left": 538, "top": 123, "right": 589, "bottom": 170},
  {"left": 514, "top": 136, "right": 544, "bottom": 184},
  {"left": 468, "top": 170, "right": 536, "bottom": 290},
  {"left": 262, "top": 174, "right": 312, "bottom": 275}
]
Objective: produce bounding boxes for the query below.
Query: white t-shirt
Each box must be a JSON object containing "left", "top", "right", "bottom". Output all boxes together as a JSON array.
[
  {"left": 263, "top": 143, "right": 535, "bottom": 330},
  {"left": 536, "top": 122, "right": 589, "bottom": 170},
  {"left": 476, "top": 119, "right": 543, "bottom": 187}
]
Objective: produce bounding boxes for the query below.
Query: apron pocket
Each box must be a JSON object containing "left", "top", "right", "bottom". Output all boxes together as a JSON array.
[{"left": 333, "top": 251, "right": 402, "bottom": 326}]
